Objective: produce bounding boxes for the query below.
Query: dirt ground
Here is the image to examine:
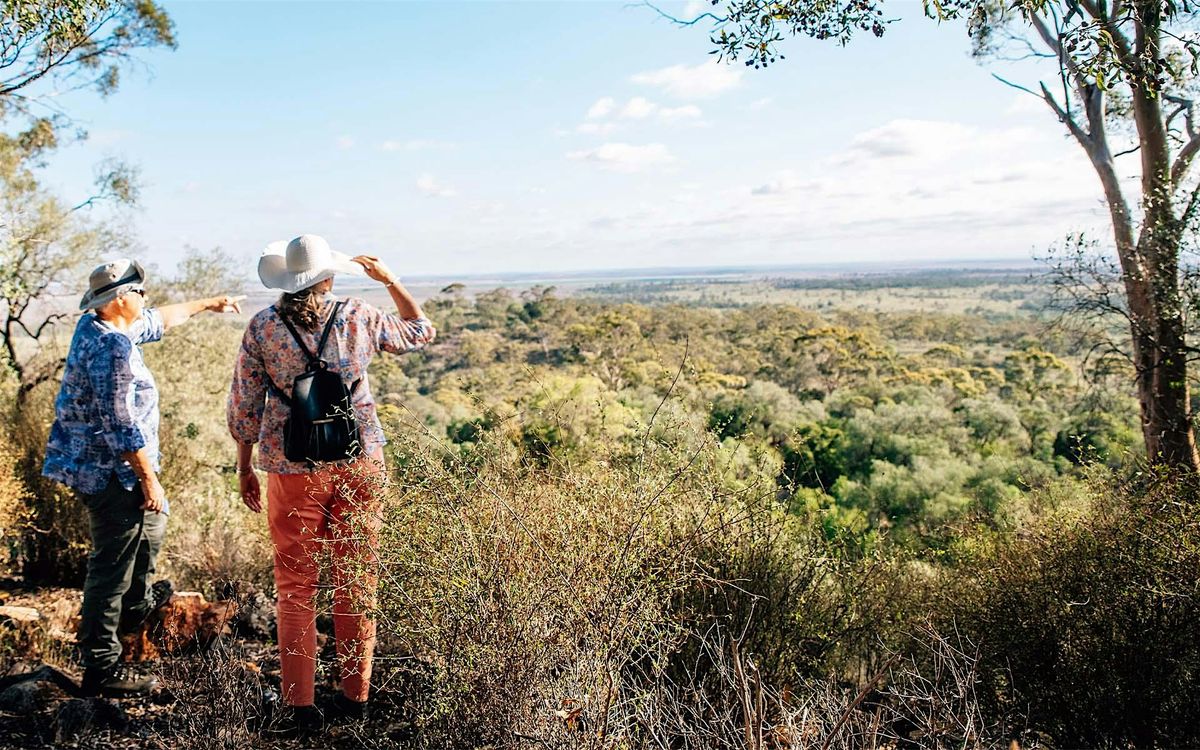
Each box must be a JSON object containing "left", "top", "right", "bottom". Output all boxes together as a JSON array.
[{"left": 0, "top": 586, "right": 418, "bottom": 749}]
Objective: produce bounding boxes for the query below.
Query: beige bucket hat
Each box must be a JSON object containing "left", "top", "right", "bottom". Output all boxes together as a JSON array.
[
  {"left": 79, "top": 259, "right": 146, "bottom": 311},
  {"left": 257, "top": 234, "right": 365, "bottom": 293}
]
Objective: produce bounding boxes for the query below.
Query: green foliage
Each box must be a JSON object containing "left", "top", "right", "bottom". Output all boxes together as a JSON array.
[
  {"left": 373, "top": 408, "right": 915, "bottom": 747},
  {"left": 938, "top": 470, "right": 1200, "bottom": 747},
  {"left": 695, "top": 0, "right": 1198, "bottom": 95},
  {"left": 393, "top": 287, "right": 1136, "bottom": 552},
  {"left": 0, "top": 1, "right": 176, "bottom": 116},
  {"left": 156, "top": 245, "right": 247, "bottom": 303}
]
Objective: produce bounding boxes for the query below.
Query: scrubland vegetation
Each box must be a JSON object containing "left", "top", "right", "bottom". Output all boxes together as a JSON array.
[{"left": 4, "top": 274, "right": 1196, "bottom": 748}]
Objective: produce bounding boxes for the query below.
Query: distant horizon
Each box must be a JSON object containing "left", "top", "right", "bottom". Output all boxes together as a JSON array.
[{"left": 229, "top": 254, "right": 1046, "bottom": 291}]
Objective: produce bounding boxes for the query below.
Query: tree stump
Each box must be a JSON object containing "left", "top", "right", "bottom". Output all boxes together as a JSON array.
[{"left": 121, "top": 592, "right": 238, "bottom": 662}]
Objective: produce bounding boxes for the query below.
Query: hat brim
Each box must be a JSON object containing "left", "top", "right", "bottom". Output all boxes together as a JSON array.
[
  {"left": 257, "top": 241, "right": 366, "bottom": 293},
  {"left": 80, "top": 261, "right": 146, "bottom": 311}
]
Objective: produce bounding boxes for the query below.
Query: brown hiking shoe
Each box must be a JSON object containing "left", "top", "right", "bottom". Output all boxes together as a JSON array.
[{"left": 80, "top": 664, "right": 157, "bottom": 698}]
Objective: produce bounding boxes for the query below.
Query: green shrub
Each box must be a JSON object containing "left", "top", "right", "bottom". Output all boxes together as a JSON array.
[
  {"left": 938, "top": 468, "right": 1200, "bottom": 747},
  {"left": 369, "top": 405, "right": 915, "bottom": 748}
]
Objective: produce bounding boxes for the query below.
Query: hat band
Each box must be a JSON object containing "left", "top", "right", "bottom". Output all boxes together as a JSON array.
[{"left": 92, "top": 270, "right": 142, "bottom": 296}]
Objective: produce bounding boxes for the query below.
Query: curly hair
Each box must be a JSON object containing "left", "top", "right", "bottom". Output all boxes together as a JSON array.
[{"left": 277, "top": 285, "right": 325, "bottom": 330}]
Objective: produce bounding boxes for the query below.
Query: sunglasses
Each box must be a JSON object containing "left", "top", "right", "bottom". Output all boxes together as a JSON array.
[{"left": 127, "top": 287, "right": 145, "bottom": 297}]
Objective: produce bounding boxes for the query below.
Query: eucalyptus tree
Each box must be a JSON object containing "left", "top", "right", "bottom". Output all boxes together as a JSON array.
[
  {"left": 0, "top": 1, "right": 174, "bottom": 583},
  {"left": 659, "top": 0, "right": 1200, "bottom": 469},
  {"left": 0, "top": 0, "right": 174, "bottom": 117},
  {"left": 0, "top": 0, "right": 173, "bottom": 401}
]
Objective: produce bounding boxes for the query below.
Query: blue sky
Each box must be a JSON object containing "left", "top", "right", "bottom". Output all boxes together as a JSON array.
[{"left": 37, "top": 1, "right": 1112, "bottom": 277}]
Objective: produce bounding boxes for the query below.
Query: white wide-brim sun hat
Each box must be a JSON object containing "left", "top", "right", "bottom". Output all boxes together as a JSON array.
[{"left": 258, "top": 234, "right": 366, "bottom": 293}]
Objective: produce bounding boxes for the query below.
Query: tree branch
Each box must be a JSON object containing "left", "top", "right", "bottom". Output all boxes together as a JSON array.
[
  {"left": 635, "top": 1, "right": 727, "bottom": 27},
  {"left": 1167, "top": 94, "right": 1200, "bottom": 187},
  {"left": 1040, "top": 82, "right": 1092, "bottom": 147},
  {"left": 991, "top": 73, "right": 1041, "bottom": 99}
]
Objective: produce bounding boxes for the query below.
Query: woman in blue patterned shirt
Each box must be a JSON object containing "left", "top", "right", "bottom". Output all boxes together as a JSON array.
[{"left": 42, "top": 258, "right": 242, "bottom": 698}]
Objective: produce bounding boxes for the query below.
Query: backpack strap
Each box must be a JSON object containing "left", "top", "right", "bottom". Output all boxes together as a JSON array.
[
  {"left": 274, "top": 300, "right": 345, "bottom": 366},
  {"left": 314, "top": 300, "right": 346, "bottom": 361},
  {"left": 265, "top": 301, "right": 352, "bottom": 405},
  {"left": 276, "top": 305, "right": 317, "bottom": 364}
]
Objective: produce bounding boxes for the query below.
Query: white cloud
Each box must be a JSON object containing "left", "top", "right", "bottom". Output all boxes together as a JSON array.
[
  {"left": 586, "top": 97, "right": 616, "bottom": 119},
  {"left": 1005, "top": 93, "right": 1048, "bottom": 117},
  {"left": 751, "top": 171, "right": 809, "bottom": 196},
  {"left": 336, "top": 135, "right": 355, "bottom": 150},
  {"left": 416, "top": 174, "right": 458, "bottom": 198},
  {"left": 631, "top": 61, "right": 742, "bottom": 99},
  {"left": 749, "top": 97, "right": 772, "bottom": 111},
  {"left": 579, "top": 98, "right": 702, "bottom": 129},
  {"left": 682, "top": 0, "right": 708, "bottom": 18},
  {"left": 717, "top": 118, "right": 1105, "bottom": 256},
  {"left": 659, "top": 104, "right": 702, "bottom": 121},
  {"left": 566, "top": 142, "right": 675, "bottom": 173},
  {"left": 577, "top": 122, "right": 618, "bottom": 135},
  {"left": 842, "top": 119, "right": 978, "bottom": 162},
  {"left": 382, "top": 139, "right": 455, "bottom": 151},
  {"left": 620, "top": 96, "right": 658, "bottom": 119}
]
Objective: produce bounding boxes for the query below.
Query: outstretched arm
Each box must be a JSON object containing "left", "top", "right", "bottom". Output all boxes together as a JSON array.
[{"left": 158, "top": 294, "right": 245, "bottom": 331}]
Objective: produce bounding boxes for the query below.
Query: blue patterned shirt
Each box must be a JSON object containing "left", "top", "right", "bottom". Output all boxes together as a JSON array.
[{"left": 43, "top": 309, "right": 166, "bottom": 497}]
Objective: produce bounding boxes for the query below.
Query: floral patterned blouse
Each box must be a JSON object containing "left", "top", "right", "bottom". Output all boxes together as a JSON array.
[{"left": 227, "top": 293, "right": 435, "bottom": 474}]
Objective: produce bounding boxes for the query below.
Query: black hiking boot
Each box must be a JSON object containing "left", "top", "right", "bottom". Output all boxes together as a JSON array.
[
  {"left": 118, "top": 579, "right": 174, "bottom": 636},
  {"left": 263, "top": 704, "right": 325, "bottom": 738},
  {"left": 80, "top": 663, "right": 158, "bottom": 698},
  {"left": 327, "top": 693, "right": 369, "bottom": 724}
]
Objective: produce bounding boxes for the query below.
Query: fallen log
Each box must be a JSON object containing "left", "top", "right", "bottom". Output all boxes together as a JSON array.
[{"left": 0, "top": 605, "right": 39, "bottom": 625}]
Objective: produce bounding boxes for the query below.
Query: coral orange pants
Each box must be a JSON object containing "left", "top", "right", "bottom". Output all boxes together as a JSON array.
[{"left": 266, "top": 454, "right": 384, "bottom": 707}]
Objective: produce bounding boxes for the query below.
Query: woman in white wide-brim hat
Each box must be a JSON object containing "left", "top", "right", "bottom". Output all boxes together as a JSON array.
[{"left": 227, "top": 234, "right": 436, "bottom": 734}]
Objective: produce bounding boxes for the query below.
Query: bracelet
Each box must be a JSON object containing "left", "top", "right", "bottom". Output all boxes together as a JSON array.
[{"left": 237, "top": 467, "right": 255, "bottom": 476}]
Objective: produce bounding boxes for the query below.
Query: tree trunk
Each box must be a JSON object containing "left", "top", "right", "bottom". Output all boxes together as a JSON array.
[
  {"left": 1125, "top": 11, "right": 1200, "bottom": 470},
  {"left": 1127, "top": 287, "right": 1200, "bottom": 468}
]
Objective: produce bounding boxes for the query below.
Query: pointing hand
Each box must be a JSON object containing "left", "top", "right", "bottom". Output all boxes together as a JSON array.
[{"left": 211, "top": 295, "right": 246, "bottom": 314}]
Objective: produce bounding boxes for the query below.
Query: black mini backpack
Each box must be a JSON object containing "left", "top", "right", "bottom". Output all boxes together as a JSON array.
[{"left": 267, "top": 301, "right": 362, "bottom": 464}]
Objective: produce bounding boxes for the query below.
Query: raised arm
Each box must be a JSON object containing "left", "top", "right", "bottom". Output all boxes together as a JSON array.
[
  {"left": 352, "top": 256, "right": 424, "bottom": 319},
  {"left": 351, "top": 255, "right": 436, "bottom": 352},
  {"left": 158, "top": 294, "right": 246, "bottom": 331}
]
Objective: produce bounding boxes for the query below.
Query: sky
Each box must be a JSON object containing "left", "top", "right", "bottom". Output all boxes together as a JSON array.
[{"left": 35, "top": 0, "right": 1119, "bottom": 278}]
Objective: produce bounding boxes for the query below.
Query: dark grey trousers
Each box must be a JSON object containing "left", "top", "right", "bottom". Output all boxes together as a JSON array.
[{"left": 77, "top": 476, "right": 167, "bottom": 670}]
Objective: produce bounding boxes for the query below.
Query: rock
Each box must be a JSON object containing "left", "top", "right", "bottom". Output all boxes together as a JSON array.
[
  {"left": 54, "top": 698, "right": 127, "bottom": 742},
  {"left": 1, "top": 589, "right": 82, "bottom": 645},
  {"left": 120, "top": 623, "right": 161, "bottom": 662},
  {"left": 233, "top": 590, "right": 276, "bottom": 640},
  {"left": 0, "top": 681, "right": 40, "bottom": 713},
  {"left": 0, "top": 664, "right": 84, "bottom": 699}
]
